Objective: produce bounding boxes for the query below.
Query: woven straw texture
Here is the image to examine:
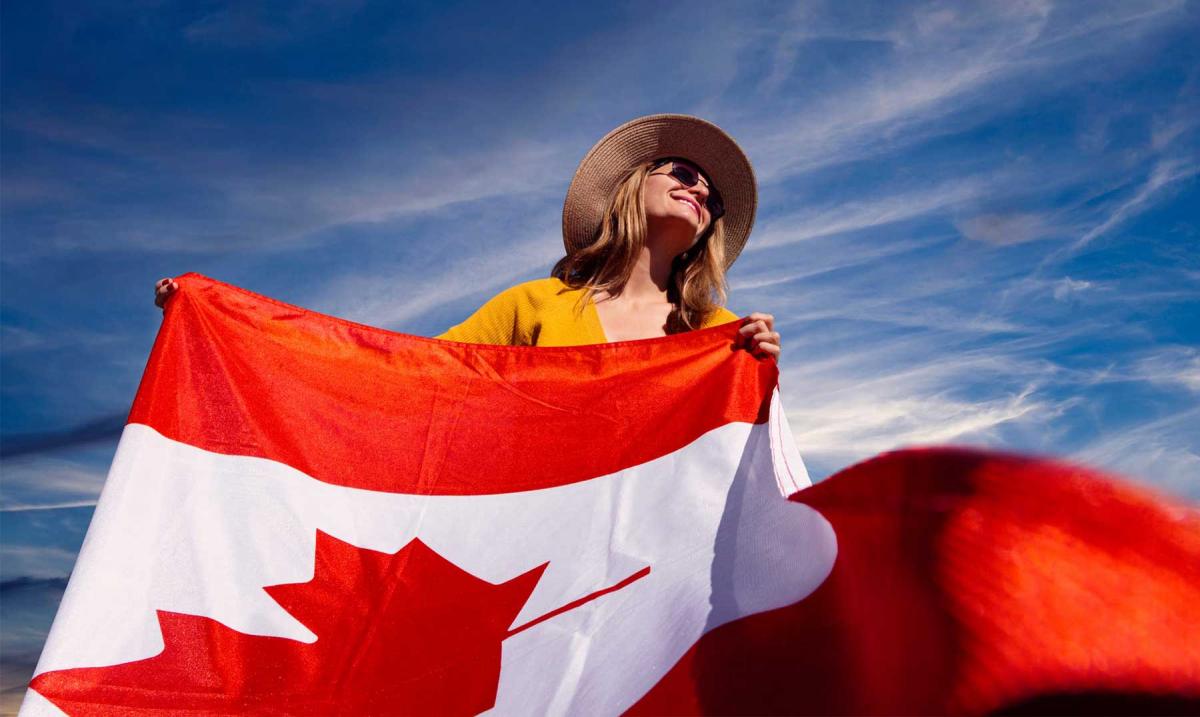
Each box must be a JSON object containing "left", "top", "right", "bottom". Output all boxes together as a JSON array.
[{"left": 561, "top": 114, "right": 757, "bottom": 268}]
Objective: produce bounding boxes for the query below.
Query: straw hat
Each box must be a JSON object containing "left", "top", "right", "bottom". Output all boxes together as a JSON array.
[{"left": 561, "top": 114, "right": 757, "bottom": 268}]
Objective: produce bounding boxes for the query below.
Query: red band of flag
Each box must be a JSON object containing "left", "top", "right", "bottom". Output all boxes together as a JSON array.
[{"left": 129, "top": 274, "right": 775, "bottom": 494}]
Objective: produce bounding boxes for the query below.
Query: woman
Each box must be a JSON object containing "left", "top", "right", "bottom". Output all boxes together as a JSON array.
[{"left": 158, "top": 115, "right": 780, "bottom": 356}]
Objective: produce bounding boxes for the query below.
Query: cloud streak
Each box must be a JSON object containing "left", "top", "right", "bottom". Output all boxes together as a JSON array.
[
  {"left": 1, "top": 5, "right": 1196, "bottom": 703},
  {"left": 1070, "top": 159, "right": 1199, "bottom": 252},
  {"left": 0, "top": 415, "right": 125, "bottom": 459},
  {"left": 1074, "top": 406, "right": 1200, "bottom": 500},
  {"left": 0, "top": 501, "right": 97, "bottom": 514},
  {"left": 737, "top": 1, "right": 1187, "bottom": 181},
  {"left": 0, "top": 456, "right": 108, "bottom": 512},
  {"left": 751, "top": 178, "right": 985, "bottom": 250}
]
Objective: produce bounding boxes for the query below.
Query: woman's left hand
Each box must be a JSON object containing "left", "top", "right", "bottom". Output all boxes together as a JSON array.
[{"left": 740, "top": 312, "right": 781, "bottom": 360}]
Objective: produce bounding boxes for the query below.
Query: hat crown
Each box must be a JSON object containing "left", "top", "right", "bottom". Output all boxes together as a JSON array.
[{"left": 561, "top": 114, "right": 757, "bottom": 269}]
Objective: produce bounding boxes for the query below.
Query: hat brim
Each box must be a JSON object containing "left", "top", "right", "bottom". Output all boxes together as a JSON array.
[{"left": 561, "top": 114, "right": 757, "bottom": 269}]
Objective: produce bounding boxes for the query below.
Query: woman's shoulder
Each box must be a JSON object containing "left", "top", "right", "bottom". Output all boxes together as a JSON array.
[
  {"left": 437, "top": 277, "right": 584, "bottom": 345},
  {"left": 495, "top": 277, "right": 587, "bottom": 309},
  {"left": 517, "top": 276, "right": 587, "bottom": 296},
  {"left": 504, "top": 276, "right": 574, "bottom": 297},
  {"left": 703, "top": 306, "right": 741, "bottom": 328}
]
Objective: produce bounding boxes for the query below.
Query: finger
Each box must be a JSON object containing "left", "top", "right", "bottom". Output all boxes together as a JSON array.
[
  {"left": 745, "top": 313, "right": 775, "bottom": 335},
  {"left": 751, "top": 331, "right": 781, "bottom": 353},
  {"left": 753, "top": 334, "right": 780, "bottom": 349},
  {"left": 155, "top": 279, "right": 178, "bottom": 308}
]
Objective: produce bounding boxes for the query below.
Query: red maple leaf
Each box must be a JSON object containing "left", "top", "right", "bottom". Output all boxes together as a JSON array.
[{"left": 31, "top": 532, "right": 547, "bottom": 716}]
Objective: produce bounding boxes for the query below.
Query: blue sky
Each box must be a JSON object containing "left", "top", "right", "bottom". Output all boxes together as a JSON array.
[{"left": 2, "top": 0, "right": 1198, "bottom": 710}]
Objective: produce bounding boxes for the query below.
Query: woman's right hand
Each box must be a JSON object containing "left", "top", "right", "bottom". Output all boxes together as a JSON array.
[{"left": 154, "top": 277, "right": 178, "bottom": 309}]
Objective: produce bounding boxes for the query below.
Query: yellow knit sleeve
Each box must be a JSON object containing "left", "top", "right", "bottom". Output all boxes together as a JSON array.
[
  {"left": 703, "top": 306, "right": 742, "bottom": 328},
  {"left": 437, "top": 283, "right": 538, "bottom": 345}
]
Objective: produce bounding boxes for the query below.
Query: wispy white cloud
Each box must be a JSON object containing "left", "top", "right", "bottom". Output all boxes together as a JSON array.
[
  {"left": 779, "top": 337, "right": 1077, "bottom": 475},
  {"left": 0, "top": 4, "right": 1195, "bottom": 704},
  {"left": 1134, "top": 348, "right": 1200, "bottom": 392},
  {"left": 3, "top": 0, "right": 1195, "bottom": 490},
  {"left": 1051, "top": 277, "right": 1094, "bottom": 301},
  {"left": 737, "top": 0, "right": 1188, "bottom": 187},
  {"left": 751, "top": 178, "right": 985, "bottom": 250},
  {"left": 788, "top": 381, "right": 1055, "bottom": 460},
  {"left": 742, "top": 7, "right": 1031, "bottom": 172},
  {"left": 183, "top": 1, "right": 365, "bottom": 47},
  {"left": 0, "top": 544, "right": 80, "bottom": 580},
  {"left": 0, "top": 325, "right": 124, "bottom": 356},
  {"left": 771, "top": 271, "right": 1197, "bottom": 488},
  {"left": 0, "top": 457, "right": 106, "bottom": 511},
  {"left": 1068, "top": 159, "right": 1199, "bottom": 252},
  {"left": 0, "top": 325, "right": 45, "bottom": 353},
  {"left": 991, "top": 274, "right": 1105, "bottom": 312},
  {"left": 1027, "top": 0, "right": 1187, "bottom": 52},
  {"left": 1, "top": 111, "right": 576, "bottom": 257},
  {"left": 3, "top": 0, "right": 1189, "bottom": 263},
  {"left": 1150, "top": 107, "right": 1198, "bottom": 151},
  {"left": 1073, "top": 406, "right": 1200, "bottom": 500},
  {"left": 306, "top": 227, "right": 562, "bottom": 330},
  {"left": 296, "top": 140, "right": 568, "bottom": 228},
  {"left": 0, "top": 500, "right": 97, "bottom": 513},
  {"left": 730, "top": 235, "right": 946, "bottom": 291},
  {"left": 1073, "top": 346, "right": 1200, "bottom": 393}
]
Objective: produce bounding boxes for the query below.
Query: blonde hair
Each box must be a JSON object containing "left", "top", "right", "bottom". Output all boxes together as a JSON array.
[{"left": 552, "top": 161, "right": 728, "bottom": 333}]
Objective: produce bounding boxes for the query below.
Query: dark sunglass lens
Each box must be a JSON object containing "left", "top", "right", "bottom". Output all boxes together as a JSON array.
[
  {"left": 669, "top": 164, "right": 699, "bottom": 187},
  {"left": 707, "top": 192, "right": 725, "bottom": 219}
]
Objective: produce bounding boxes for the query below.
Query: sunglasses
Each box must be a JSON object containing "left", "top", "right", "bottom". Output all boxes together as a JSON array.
[{"left": 650, "top": 158, "right": 725, "bottom": 221}]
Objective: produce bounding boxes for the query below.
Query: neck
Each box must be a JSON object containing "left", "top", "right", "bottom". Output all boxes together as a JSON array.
[
  {"left": 620, "top": 222, "right": 691, "bottom": 300},
  {"left": 622, "top": 247, "right": 672, "bottom": 300}
]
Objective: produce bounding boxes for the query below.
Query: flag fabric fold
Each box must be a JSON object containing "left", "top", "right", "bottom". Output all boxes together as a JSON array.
[
  {"left": 23, "top": 273, "right": 831, "bottom": 716},
  {"left": 21, "top": 273, "right": 1200, "bottom": 716},
  {"left": 634, "top": 447, "right": 1200, "bottom": 715}
]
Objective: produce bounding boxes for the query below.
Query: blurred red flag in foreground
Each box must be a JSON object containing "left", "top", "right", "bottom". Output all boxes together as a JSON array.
[
  {"left": 635, "top": 447, "right": 1200, "bottom": 715},
  {"left": 23, "top": 274, "right": 1200, "bottom": 716}
]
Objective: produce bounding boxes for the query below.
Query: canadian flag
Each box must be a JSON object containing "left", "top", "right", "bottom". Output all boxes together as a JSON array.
[{"left": 22, "top": 274, "right": 1200, "bottom": 716}]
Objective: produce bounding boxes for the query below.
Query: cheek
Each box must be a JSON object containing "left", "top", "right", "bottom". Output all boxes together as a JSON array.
[{"left": 641, "top": 177, "right": 672, "bottom": 215}]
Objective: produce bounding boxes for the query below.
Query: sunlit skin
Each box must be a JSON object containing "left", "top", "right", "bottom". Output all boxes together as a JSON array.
[
  {"left": 157, "top": 159, "right": 781, "bottom": 358},
  {"left": 592, "top": 160, "right": 781, "bottom": 357}
]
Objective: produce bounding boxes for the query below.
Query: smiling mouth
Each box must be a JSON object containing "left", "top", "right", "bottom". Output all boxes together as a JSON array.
[{"left": 674, "top": 197, "right": 701, "bottom": 220}]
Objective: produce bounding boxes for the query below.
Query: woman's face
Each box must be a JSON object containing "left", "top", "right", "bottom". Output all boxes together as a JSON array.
[{"left": 642, "top": 159, "right": 714, "bottom": 250}]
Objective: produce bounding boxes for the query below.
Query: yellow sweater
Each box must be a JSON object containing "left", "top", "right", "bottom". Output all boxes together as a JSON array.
[{"left": 438, "top": 277, "right": 740, "bottom": 347}]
